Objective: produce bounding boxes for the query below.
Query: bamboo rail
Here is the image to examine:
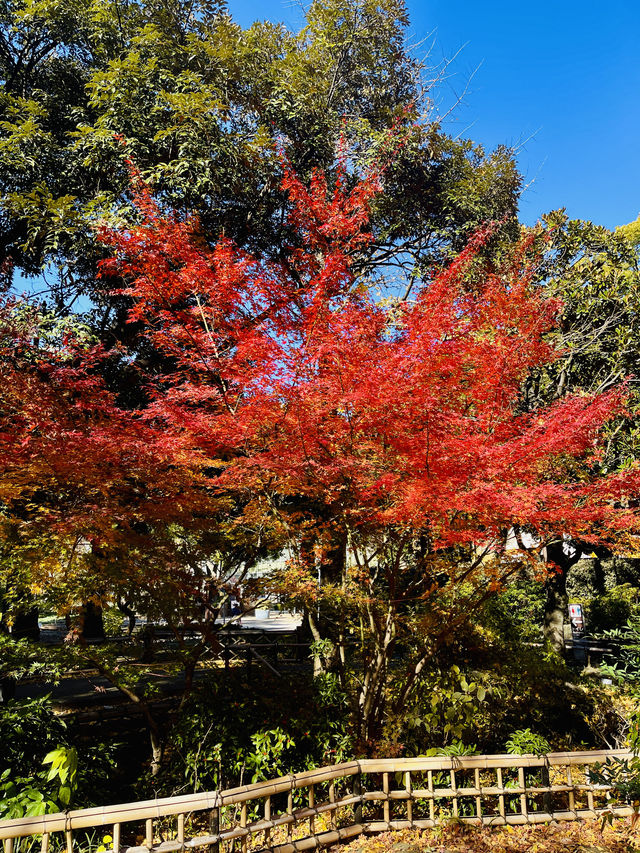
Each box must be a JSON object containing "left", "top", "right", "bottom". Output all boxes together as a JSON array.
[{"left": 1, "top": 750, "right": 633, "bottom": 852}]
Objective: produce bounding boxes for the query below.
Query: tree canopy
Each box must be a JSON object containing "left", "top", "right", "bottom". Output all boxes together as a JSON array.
[
  {"left": 3, "top": 0, "right": 640, "bottom": 789},
  {"left": 2, "top": 149, "right": 638, "bottom": 749},
  {"left": 0, "top": 0, "right": 520, "bottom": 319}
]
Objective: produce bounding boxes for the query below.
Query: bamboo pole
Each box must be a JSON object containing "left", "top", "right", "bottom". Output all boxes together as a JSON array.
[
  {"left": 496, "top": 767, "right": 505, "bottom": 820},
  {"left": 145, "top": 818, "right": 153, "bottom": 849},
  {"left": 287, "top": 790, "right": 293, "bottom": 842},
  {"left": 383, "top": 774, "right": 390, "bottom": 824},
  {"left": 240, "top": 802, "right": 247, "bottom": 853},
  {"left": 265, "top": 796, "right": 272, "bottom": 846},
  {"left": 450, "top": 770, "right": 458, "bottom": 819},
  {"left": 567, "top": 765, "right": 575, "bottom": 813},
  {"left": 209, "top": 806, "right": 220, "bottom": 853},
  {"left": 518, "top": 767, "right": 527, "bottom": 820},
  {"left": 405, "top": 772, "right": 412, "bottom": 826},
  {"left": 428, "top": 770, "right": 435, "bottom": 823}
]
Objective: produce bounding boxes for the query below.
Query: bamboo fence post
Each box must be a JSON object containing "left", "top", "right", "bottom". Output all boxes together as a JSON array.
[
  {"left": 353, "top": 772, "right": 363, "bottom": 824},
  {"left": 145, "top": 818, "right": 153, "bottom": 849},
  {"left": 541, "top": 761, "right": 552, "bottom": 814},
  {"left": 518, "top": 766, "right": 528, "bottom": 820},
  {"left": 428, "top": 770, "right": 435, "bottom": 822},
  {"left": 40, "top": 833, "right": 49, "bottom": 853},
  {"left": 209, "top": 806, "right": 220, "bottom": 853},
  {"left": 405, "top": 771, "right": 413, "bottom": 826},
  {"left": 383, "top": 773, "right": 390, "bottom": 824},
  {"left": 309, "top": 784, "right": 315, "bottom": 836},
  {"left": 329, "top": 780, "right": 336, "bottom": 830},
  {"left": 240, "top": 802, "right": 247, "bottom": 853},
  {"left": 112, "top": 824, "right": 120, "bottom": 853},
  {"left": 264, "top": 795, "right": 271, "bottom": 846},
  {"left": 567, "top": 765, "right": 575, "bottom": 812},
  {"left": 474, "top": 768, "right": 481, "bottom": 820},
  {"left": 177, "top": 813, "right": 185, "bottom": 848},
  {"left": 287, "top": 788, "right": 293, "bottom": 842},
  {"left": 496, "top": 767, "right": 505, "bottom": 820},
  {"left": 4, "top": 838, "right": 13, "bottom": 853},
  {"left": 65, "top": 829, "right": 73, "bottom": 853},
  {"left": 450, "top": 769, "right": 458, "bottom": 818}
]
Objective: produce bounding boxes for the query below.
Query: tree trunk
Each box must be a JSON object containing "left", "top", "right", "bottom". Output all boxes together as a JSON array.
[
  {"left": 83, "top": 647, "right": 165, "bottom": 776},
  {"left": 117, "top": 599, "right": 136, "bottom": 635},
  {"left": 357, "top": 652, "right": 387, "bottom": 751},
  {"left": 357, "top": 604, "right": 396, "bottom": 752},
  {"left": 80, "top": 601, "right": 105, "bottom": 640},
  {"left": 180, "top": 659, "right": 197, "bottom": 709},
  {"left": 0, "top": 675, "right": 16, "bottom": 704},
  {"left": 544, "top": 568, "right": 568, "bottom": 654},
  {"left": 306, "top": 609, "right": 327, "bottom": 677},
  {"left": 140, "top": 624, "right": 155, "bottom": 662},
  {"left": 148, "top": 716, "right": 164, "bottom": 775},
  {"left": 11, "top": 605, "right": 40, "bottom": 640},
  {"left": 543, "top": 539, "right": 581, "bottom": 654}
]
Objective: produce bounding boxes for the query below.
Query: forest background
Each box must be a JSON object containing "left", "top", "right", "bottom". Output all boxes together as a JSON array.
[{"left": 2, "top": 0, "right": 640, "bottom": 822}]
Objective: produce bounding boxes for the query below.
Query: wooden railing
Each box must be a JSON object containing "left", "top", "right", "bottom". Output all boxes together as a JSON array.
[{"left": 1, "top": 750, "right": 634, "bottom": 853}]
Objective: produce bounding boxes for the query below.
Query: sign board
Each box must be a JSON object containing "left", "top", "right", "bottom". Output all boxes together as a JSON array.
[{"left": 568, "top": 603, "right": 584, "bottom": 636}]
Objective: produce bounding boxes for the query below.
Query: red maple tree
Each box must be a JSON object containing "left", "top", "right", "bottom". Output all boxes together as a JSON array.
[
  {"left": 2, "top": 150, "right": 640, "bottom": 748},
  {"left": 94, "top": 155, "right": 640, "bottom": 744}
]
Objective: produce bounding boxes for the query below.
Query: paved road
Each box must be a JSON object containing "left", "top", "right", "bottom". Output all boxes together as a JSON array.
[
  {"left": 221, "top": 613, "right": 303, "bottom": 631},
  {"left": 38, "top": 612, "right": 303, "bottom": 643}
]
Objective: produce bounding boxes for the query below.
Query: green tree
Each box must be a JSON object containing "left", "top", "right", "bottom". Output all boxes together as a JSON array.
[
  {"left": 521, "top": 213, "right": 640, "bottom": 650},
  {"left": 1, "top": 0, "right": 520, "bottom": 320}
]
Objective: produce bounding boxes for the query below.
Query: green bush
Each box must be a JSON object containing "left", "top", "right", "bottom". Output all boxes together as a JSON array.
[
  {"left": 152, "top": 670, "right": 352, "bottom": 797},
  {"left": 506, "top": 728, "right": 551, "bottom": 756},
  {"left": 0, "top": 696, "right": 67, "bottom": 776},
  {"left": 480, "top": 579, "right": 546, "bottom": 643},
  {"left": 588, "top": 584, "right": 640, "bottom": 634}
]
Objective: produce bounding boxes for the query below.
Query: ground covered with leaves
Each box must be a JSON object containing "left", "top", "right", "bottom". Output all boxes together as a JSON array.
[{"left": 336, "top": 823, "right": 640, "bottom": 853}]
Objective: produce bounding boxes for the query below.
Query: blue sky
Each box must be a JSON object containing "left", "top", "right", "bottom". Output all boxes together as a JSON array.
[{"left": 229, "top": 0, "right": 640, "bottom": 230}]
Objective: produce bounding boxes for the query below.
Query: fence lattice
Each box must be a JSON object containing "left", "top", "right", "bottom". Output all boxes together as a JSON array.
[{"left": 1, "top": 750, "right": 633, "bottom": 853}]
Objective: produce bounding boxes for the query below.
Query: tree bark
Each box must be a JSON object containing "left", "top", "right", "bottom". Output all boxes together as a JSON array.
[
  {"left": 543, "top": 539, "right": 581, "bottom": 654},
  {"left": 544, "top": 567, "right": 568, "bottom": 653},
  {"left": 117, "top": 599, "right": 136, "bottom": 634},
  {"left": 357, "top": 603, "right": 396, "bottom": 751},
  {"left": 11, "top": 605, "right": 40, "bottom": 640},
  {"left": 80, "top": 601, "right": 105, "bottom": 640}
]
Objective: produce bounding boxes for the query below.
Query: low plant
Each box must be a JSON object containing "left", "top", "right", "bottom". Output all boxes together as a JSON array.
[
  {"left": 0, "top": 746, "right": 77, "bottom": 820},
  {"left": 505, "top": 728, "right": 551, "bottom": 756},
  {"left": 154, "top": 669, "right": 351, "bottom": 797}
]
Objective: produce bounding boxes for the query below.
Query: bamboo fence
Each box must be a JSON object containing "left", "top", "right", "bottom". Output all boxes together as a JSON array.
[{"left": 0, "top": 750, "right": 634, "bottom": 853}]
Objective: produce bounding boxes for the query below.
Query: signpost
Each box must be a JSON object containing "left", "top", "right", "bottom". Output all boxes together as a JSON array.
[
  {"left": 569, "top": 603, "right": 585, "bottom": 636},
  {"left": 569, "top": 603, "right": 586, "bottom": 663}
]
